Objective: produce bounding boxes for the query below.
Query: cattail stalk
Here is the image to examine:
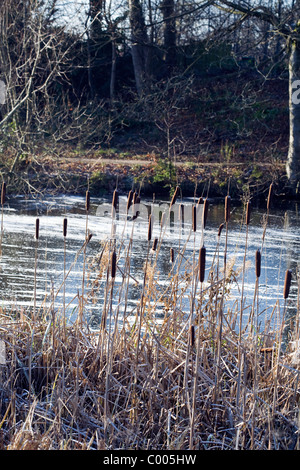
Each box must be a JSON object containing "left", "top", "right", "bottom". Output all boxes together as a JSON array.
[
  {"left": 215, "top": 195, "right": 231, "bottom": 401},
  {"left": 33, "top": 218, "right": 40, "bottom": 322},
  {"left": 0, "top": 182, "right": 5, "bottom": 255},
  {"left": 190, "top": 245, "right": 206, "bottom": 449},
  {"left": 237, "top": 200, "right": 251, "bottom": 415},
  {"left": 202, "top": 198, "right": 209, "bottom": 230},
  {"left": 79, "top": 190, "right": 90, "bottom": 329},
  {"left": 63, "top": 218, "right": 68, "bottom": 334},
  {"left": 170, "top": 186, "right": 179, "bottom": 207},
  {"left": 273, "top": 269, "right": 292, "bottom": 416},
  {"left": 251, "top": 248, "right": 261, "bottom": 448}
]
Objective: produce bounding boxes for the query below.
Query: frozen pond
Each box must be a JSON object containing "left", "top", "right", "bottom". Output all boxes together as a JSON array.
[{"left": 0, "top": 193, "right": 299, "bottom": 329}]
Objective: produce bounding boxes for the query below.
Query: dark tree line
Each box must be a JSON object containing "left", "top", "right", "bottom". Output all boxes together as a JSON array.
[{"left": 1, "top": 0, "right": 300, "bottom": 191}]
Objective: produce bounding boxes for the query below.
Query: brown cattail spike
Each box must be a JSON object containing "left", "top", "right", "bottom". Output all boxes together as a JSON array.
[
  {"left": 255, "top": 249, "right": 261, "bottom": 278},
  {"left": 283, "top": 269, "right": 292, "bottom": 300},
  {"left": 126, "top": 190, "right": 133, "bottom": 213},
  {"left": 192, "top": 205, "right": 196, "bottom": 232},
  {"left": 85, "top": 191, "right": 90, "bottom": 212},
  {"left": 1, "top": 182, "right": 6, "bottom": 205},
  {"left": 170, "top": 186, "right": 179, "bottom": 207},
  {"left": 225, "top": 196, "right": 231, "bottom": 223},
  {"left": 189, "top": 325, "right": 195, "bottom": 347},
  {"left": 112, "top": 189, "right": 118, "bottom": 210},
  {"left": 202, "top": 198, "right": 209, "bottom": 229},
  {"left": 199, "top": 245, "right": 206, "bottom": 283},
  {"left": 35, "top": 218, "right": 40, "bottom": 240},
  {"left": 63, "top": 218, "right": 67, "bottom": 237},
  {"left": 218, "top": 223, "right": 224, "bottom": 238},
  {"left": 246, "top": 201, "right": 251, "bottom": 225},
  {"left": 267, "top": 183, "right": 273, "bottom": 211},
  {"left": 152, "top": 238, "right": 158, "bottom": 251},
  {"left": 170, "top": 247, "right": 174, "bottom": 263},
  {"left": 111, "top": 250, "right": 117, "bottom": 278},
  {"left": 179, "top": 204, "right": 184, "bottom": 222},
  {"left": 147, "top": 215, "right": 152, "bottom": 241}
]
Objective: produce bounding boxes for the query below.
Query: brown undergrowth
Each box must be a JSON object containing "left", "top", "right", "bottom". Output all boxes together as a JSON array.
[{"left": 0, "top": 186, "right": 299, "bottom": 450}]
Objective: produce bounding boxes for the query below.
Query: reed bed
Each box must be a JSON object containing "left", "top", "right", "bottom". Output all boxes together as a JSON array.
[{"left": 0, "top": 185, "right": 300, "bottom": 450}]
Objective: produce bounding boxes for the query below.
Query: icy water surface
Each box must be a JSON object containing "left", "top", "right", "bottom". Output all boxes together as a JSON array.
[{"left": 0, "top": 194, "right": 299, "bottom": 328}]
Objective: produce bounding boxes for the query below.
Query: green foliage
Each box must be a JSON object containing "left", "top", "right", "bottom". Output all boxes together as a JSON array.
[{"left": 153, "top": 158, "right": 177, "bottom": 193}]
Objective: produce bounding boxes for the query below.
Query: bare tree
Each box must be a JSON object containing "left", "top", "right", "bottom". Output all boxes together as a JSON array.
[
  {"left": 210, "top": 0, "right": 300, "bottom": 193},
  {"left": 128, "top": 0, "right": 149, "bottom": 95}
]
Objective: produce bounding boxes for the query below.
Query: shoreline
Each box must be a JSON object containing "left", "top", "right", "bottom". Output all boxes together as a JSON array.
[{"left": 3, "top": 154, "right": 291, "bottom": 204}]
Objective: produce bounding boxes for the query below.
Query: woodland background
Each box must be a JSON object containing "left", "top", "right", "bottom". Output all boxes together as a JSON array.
[{"left": 0, "top": 0, "right": 296, "bottom": 197}]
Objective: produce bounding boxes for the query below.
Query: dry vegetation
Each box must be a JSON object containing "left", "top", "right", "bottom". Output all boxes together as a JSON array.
[{"left": 0, "top": 184, "right": 300, "bottom": 450}]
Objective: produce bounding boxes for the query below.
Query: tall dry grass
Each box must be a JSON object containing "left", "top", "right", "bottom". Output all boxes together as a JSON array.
[{"left": 0, "top": 183, "right": 299, "bottom": 450}]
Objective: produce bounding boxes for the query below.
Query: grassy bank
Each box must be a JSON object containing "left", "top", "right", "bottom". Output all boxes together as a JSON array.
[
  {"left": 0, "top": 147, "right": 289, "bottom": 203},
  {"left": 0, "top": 186, "right": 299, "bottom": 450}
]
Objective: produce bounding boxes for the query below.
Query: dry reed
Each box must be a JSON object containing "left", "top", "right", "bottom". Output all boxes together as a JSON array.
[{"left": 0, "top": 186, "right": 299, "bottom": 451}]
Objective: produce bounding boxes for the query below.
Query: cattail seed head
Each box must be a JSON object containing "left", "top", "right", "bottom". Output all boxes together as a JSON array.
[
  {"left": 87, "top": 232, "right": 93, "bottom": 243},
  {"left": 199, "top": 245, "right": 206, "bottom": 283},
  {"left": 283, "top": 269, "right": 292, "bottom": 299},
  {"left": 255, "top": 249, "right": 261, "bottom": 278},
  {"left": 147, "top": 215, "right": 153, "bottom": 241},
  {"left": 170, "top": 247, "right": 174, "bottom": 263},
  {"left": 189, "top": 325, "right": 195, "bottom": 347},
  {"left": 1, "top": 182, "right": 6, "bottom": 205},
  {"left": 85, "top": 190, "right": 90, "bottom": 212},
  {"left": 218, "top": 223, "right": 224, "bottom": 238},
  {"left": 111, "top": 250, "right": 117, "bottom": 278},
  {"left": 112, "top": 189, "right": 118, "bottom": 209},
  {"left": 35, "top": 218, "right": 40, "bottom": 240},
  {"left": 267, "top": 183, "right": 273, "bottom": 211},
  {"left": 126, "top": 190, "right": 133, "bottom": 213},
  {"left": 63, "top": 217, "right": 67, "bottom": 237},
  {"left": 225, "top": 196, "right": 231, "bottom": 223},
  {"left": 192, "top": 205, "right": 196, "bottom": 232},
  {"left": 202, "top": 198, "right": 209, "bottom": 229},
  {"left": 178, "top": 203, "right": 184, "bottom": 222},
  {"left": 152, "top": 237, "right": 158, "bottom": 251},
  {"left": 170, "top": 186, "right": 179, "bottom": 207},
  {"left": 111, "top": 189, "right": 119, "bottom": 218},
  {"left": 246, "top": 201, "right": 251, "bottom": 225}
]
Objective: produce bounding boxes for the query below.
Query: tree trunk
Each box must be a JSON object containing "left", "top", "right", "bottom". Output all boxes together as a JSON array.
[
  {"left": 161, "top": 0, "right": 177, "bottom": 74},
  {"left": 128, "top": 0, "right": 148, "bottom": 95},
  {"left": 286, "top": 39, "right": 300, "bottom": 193}
]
